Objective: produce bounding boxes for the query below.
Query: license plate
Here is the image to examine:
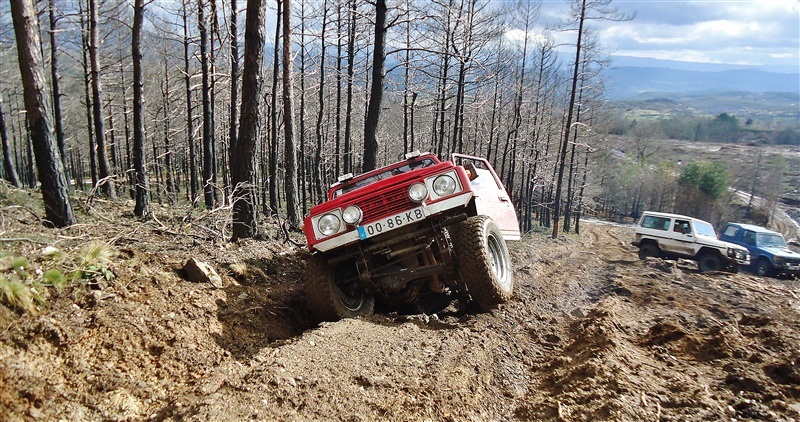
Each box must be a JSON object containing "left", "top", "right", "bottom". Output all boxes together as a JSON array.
[
  {"left": 787, "top": 264, "right": 799, "bottom": 270},
  {"left": 357, "top": 207, "right": 426, "bottom": 240}
]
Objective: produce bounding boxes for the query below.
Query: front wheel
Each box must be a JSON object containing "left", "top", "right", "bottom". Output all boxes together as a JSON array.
[
  {"left": 451, "top": 215, "right": 513, "bottom": 311},
  {"left": 638, "top": 243, "right": 660, "bottom": 260},
  {"left": 755, "top": 258, "right": 773, "bottom": 277},
  {"left": 304, "top": 255, "right": 375, "bottom": 321},
  {"left": 697, "top": 253, "right": 723, "bottom": 272}
]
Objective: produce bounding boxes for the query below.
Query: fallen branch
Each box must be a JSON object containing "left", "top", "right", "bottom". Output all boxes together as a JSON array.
[
  {"left": 1, "top": 205, "right": 43, "bottom": 224},
  {"left": 281, "top": 220, "right": 305, "bottom": 248},
  {"left": 0, "top": 237, "right": 50, "bottom": 245}
]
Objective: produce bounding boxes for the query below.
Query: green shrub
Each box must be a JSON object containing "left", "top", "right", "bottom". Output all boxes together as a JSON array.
[
  {"left": 73, "top": 242, "right": 115, "bottom": 282},
  {"left": 0, "top": 243, "right": 117, "bottom": 313},
  {"left": 0, "top": 274, "right": 35, "bottom": 312}
]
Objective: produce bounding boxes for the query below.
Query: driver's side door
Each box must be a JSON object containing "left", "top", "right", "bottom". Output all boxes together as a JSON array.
[{"left": 452, "top": 153, "right": 520, "bottom": 241}]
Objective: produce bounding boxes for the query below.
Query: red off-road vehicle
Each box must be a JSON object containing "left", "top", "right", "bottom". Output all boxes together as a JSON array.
[{"left": 303, "top": 151, "right": 520, "bottom": 321}]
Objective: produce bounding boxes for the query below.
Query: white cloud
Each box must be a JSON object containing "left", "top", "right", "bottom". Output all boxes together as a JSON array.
[
  {"left": 504, "top": 29, "right": 551, "bottom": 46},
  {"left": 536, "top": 0, "right": 799, "bottom": 69}
]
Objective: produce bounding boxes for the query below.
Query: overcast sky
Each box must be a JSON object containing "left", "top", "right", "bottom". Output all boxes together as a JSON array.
[{"left": 537, "top": 0, "right": 800, "bottom": 72}]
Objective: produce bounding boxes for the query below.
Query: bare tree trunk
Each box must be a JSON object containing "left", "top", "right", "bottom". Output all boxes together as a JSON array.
[
  {"left": 228, "top": 0, "right": 240, "bottom": 188},
  {"left": 151, "top": 130, "right": 161, "bottom": 204},
  {"left": 48, "top": 0, "right": 68, "bottom": 183},
  {"left": 0, "top": 99, "right": 21, "bottom": 187},
  {"left": 198, "top": 0, "right": 214, "bottom": 209},
  {"left": 118, "top": 61, "right": 134, "bottom": 199},
  {"left": 26, "top": 130, "right": 36, "bottom": 188},
  {"left": 335, "top": 2, "right": 343, "bottom": 176},
  {"left": 362, "top": 0, "right": 387, "bottom": 171},
  {"left": 433, "top": 0, "right": 455, "bottom": 157},
  {"left": 506, "top": 28, "right": 530, "bottom": 198},
  {"left": 450, "top": 0, "right": 474, "bottom": 154},
  {"left": 485, "top": 77, "right": 500, "bottom": 163},
  {"left": 162, "top": 57, "right": 175, "bottom": 203},
  {"left": 299, "top": 0, "right": 307, "bottom": 215},
  {"left": 10, "top": 0, "right": 75, "bottom": 227},
  {"left": 79, "top": 0, "right": 97, "bottom": 188},
  {"left": 574, "top": 143, "right": 590, "bottom": 234},
  {"left": 232, "top": 0, "right": 266, "bottom": 240},
  {"left": 182, "top": 1, "right": 198, "bottom": 203},
  {"left": 209, "top": 0, "right": 220, "bottom": 201},
  {"left": 434, "top": 52, "right": 450, "bottom": 157},
  {"left": 343, "top": 0, "right": 356, "bottom": 174},
  {"left": 314, "top": 5, "right": 327, "bottom": 200},
  {"left": 268, "top": 0, "right": 281, "bottom": 215},
  {"left": 563, "top": 72, "right": 584, "bottom": 233},
  {"left": 108, "top": 99, "right": 118, "bottom": 174},
  {"left": 552, "top": 0, "right": 585, "bottom": 239},
  {"left": 402, "top": 0, "right": 411, "bottom": 154},
  {"left": 88, "top": 0, "right": 116, "bottom": 199},
  {"left": 282, "top": 0, "right": 300, "bottom": 227},
  {"left": 132, "top": 0, "right": 151, "bottom": 218},
  {"left": 410, "top": 92, "right": 417, "bottom": 151}
]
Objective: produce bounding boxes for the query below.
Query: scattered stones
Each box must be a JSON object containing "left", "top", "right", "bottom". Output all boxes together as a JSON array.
[{"left": 183, "top": 258, "right": 223, "bottom": 288}]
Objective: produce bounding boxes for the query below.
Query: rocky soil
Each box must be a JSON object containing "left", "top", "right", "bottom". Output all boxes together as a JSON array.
[{"left": 1, "top": 198, "right": 800, "bottom": 421}]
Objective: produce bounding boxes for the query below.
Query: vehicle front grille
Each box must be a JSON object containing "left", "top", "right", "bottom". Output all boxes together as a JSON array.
[
  {"left": 784, "top": 257, "right": 800, "bottom": 265},
  {"left": 358, "top": 184, "right": 416, "bottom": 222}
]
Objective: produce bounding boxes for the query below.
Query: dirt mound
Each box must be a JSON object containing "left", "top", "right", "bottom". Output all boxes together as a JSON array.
[{"left": 2, "top": 199, "right": 800, "bottom": 420}]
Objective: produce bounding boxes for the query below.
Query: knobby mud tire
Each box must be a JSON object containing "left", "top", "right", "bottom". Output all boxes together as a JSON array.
[
  {"left": 697, "top": 253, "right": 723, "bottom": 272},
  {"left": 638, "top": 243, "right": 660, "bottom": 260},
  {"left": 755, "top": 258, "right": 774, "bottom": 277},
  {"left": 304, "top": 255, "right": 375, "bottom": 321},
  {"left": 451, "top": 215, "right": 513, "bottom": 311}
]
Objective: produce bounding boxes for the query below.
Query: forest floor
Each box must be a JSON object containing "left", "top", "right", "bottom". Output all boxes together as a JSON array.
[{"left": 1, "top": 189, "right": 800, "bottom": 421}]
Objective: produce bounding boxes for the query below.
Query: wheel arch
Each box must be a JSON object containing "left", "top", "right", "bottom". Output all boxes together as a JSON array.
[
  {"left": 639, "top": 238, "right": 660, "bottom": 249},
  {"left": 696, "top": 246, "right": 722, "bottom": 259},
  {"left": 758, "top": 254, "right": 775, "bottom": 265}
]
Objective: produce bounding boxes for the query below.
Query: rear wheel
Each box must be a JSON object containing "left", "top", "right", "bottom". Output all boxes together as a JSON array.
[
  {"left": 451, "top": 216, "right": 513, "bottom": 311},
  {"left": 638, "top": 243, "right": 660, "bottom": 260},
  {"left": 304, "top": 255, "right": 375, "bottom": 321},
  {"left": 755, "top": 258, "right": 773, "bottom": 277},
  {"left": 698, "top": 253, "right": 723, "bottom": 272}
]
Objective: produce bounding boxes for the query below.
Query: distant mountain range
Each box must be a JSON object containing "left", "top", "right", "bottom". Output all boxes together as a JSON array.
[{"left": 602, "top": 57, "right": 800, "bottom": 100}]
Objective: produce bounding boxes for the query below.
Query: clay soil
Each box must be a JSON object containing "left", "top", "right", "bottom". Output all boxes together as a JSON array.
[{"left": 2, "top": 198, "right": 800, "bottom": 421}]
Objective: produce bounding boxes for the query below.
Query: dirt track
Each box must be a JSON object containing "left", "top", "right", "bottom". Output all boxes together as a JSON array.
[{"left": 2, "top": 211, "right": 800, "bottom": 420}]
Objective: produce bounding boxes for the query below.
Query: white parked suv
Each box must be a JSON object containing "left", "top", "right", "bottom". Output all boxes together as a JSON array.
[{"left": 632, "top": 211, "right": 750, "bottom": 273}]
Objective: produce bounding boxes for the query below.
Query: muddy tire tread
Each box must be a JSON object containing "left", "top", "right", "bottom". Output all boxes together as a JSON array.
[
  {"left": 304, "top": 255, "right": 374, "bottom": 321},
  {"left": 451, "top": 215, "right": 513, "bottom": 310}
]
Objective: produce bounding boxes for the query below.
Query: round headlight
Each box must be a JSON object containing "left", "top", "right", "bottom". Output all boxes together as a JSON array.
[
  {"left": 317, "top": 213, "right": 341, "bottom": 236},
  {"left": 408, "top": 183, "right": 428, "bottom": 202},
  {"left": 432, "top": 174, "right": 457, "bottom": 196},
  {"left": 342, "top": 205, "right": 363, "bottom": 225}
]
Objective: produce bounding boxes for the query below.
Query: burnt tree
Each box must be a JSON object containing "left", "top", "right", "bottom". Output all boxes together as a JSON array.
[
  {"left": 362, "top": 0, "right": 387, "bottom": 172},
  {"left": 10, "top": 0, "right": 75, "bottom": 227},
  {"left": 88, "top": 0, "right": 115, "bottom": 199},
  {"left": 132, "top": 0, "right": 151, "bottom": 217},
  {"left": 231, "top": 0, "right": 267, "bottom": 240}
]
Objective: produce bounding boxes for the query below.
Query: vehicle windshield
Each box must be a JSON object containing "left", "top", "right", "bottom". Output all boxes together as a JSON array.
[
  {"left": 693, "top": 221, "right": 717, "bottom": 238},
  {"left": 332, "top": 158, "right": 436, "bottom": 197},
  {"left": 757, "top": 233, "right": 787, "bottom": 248}
]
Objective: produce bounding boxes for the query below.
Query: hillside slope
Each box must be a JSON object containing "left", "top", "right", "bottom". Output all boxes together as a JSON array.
[{"left": 1, "top": 203, "right": 799, "bottom": 420}]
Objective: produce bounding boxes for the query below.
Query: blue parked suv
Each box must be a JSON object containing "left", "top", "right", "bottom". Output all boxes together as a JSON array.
[{"left": 719, "top": 222, "right": 800, "bottom": 278}]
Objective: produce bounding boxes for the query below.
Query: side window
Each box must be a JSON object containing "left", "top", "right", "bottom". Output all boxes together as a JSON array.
[
  {"left": 453, "top": 156, "right": 502, "bottom": 189},
  {"left": 673, "top": 220, "right": 691, "bottom": 234},
  {"left": 722, "top": 225, "right": 740, "bottom": 238},
  {"left": 742, "top": 230, "right": 756, "bottom": 245},
  {"left": 641, "top": 216, "right": 670, "bottom": 231}
]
